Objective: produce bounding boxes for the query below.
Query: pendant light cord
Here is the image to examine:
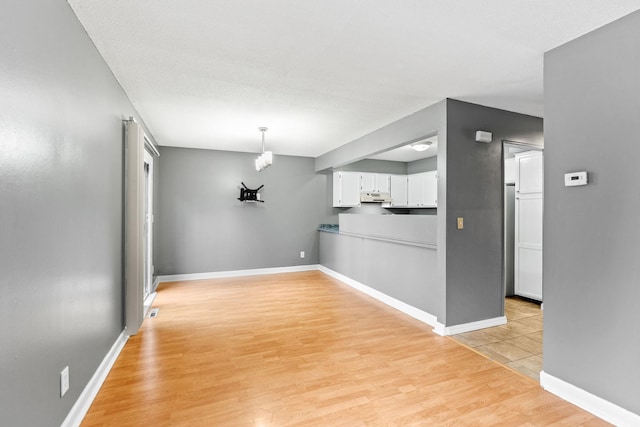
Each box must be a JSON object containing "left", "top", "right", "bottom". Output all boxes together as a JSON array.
[{"left": 259, "top": 126, "right": 268, "bottom": 154}]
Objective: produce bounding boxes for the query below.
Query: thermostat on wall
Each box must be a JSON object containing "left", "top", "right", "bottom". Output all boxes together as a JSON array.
[{"left": 564, "top": 171, "right": 588, "bottom": 187}]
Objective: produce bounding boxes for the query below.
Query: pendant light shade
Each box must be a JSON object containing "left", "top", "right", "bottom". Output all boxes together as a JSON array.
[{"left": 255, "top": 127, "right": 273, "bottom": 172}]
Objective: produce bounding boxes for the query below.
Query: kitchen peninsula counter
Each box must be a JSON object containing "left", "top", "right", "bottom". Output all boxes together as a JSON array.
[{"left": 319, "top": 213, "right": 440, "bottom": 320}]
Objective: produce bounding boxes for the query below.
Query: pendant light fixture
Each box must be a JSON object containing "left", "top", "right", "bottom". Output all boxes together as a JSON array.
[{"left": 255, "top": 127, "right": 273, "bottom": 172}]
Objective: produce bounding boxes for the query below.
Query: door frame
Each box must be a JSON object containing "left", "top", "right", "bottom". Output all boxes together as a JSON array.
[
  {"left": 143, "top": 149, "right": 154, "bottom": 300},
  {"left": 501, "top": 140, "right": 544, "bottom": 307},
  {"left": 124, "top": 119, "right": 159, "bottom": 335}
]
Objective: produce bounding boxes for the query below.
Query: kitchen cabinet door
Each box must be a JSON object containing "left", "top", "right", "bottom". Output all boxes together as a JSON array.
[
  {"left": 389, "top": 175, "right": 408, "bottom": 207},
  {"left": 333, "top": 171, "right": 361, "bottom": 207},
  {"left": 421, "top": 171, "right": 437, "bottom": 207},
  {"left": 361, "top": 173, "right": 391, "bottom": 193},
  {"left": 360, "top": 173, "right": 376, "bottom": 193},
  {"left": 407, "top": 171, "right": 437, "bottom": 207},
  {"left": 376, "top": 174, "right": 391, "bottom": 193},
  {"left": 407, "top": 173, "right": 424, "bottom": 207}
]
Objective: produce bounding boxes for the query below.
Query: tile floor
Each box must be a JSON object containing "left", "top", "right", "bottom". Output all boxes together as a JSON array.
[{"left": 450, "top": 297, "right": 543, "bottom": 380}]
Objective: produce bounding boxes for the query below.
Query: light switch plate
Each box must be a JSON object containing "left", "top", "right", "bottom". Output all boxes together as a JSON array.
[
  {"left": 457, "top": 217, "right": 464, "bottom": 230},
  {"left": 60, "top": 366, "right": 69, "bottom": 397}
]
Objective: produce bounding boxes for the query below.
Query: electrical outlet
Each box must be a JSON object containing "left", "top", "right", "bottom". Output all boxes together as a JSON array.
[
  {"left": 60, "top": 366, "right": 69, "bottom": 397},
  {"left": 300, "top": 251, "right": 305, "bottom": 259},
  {"left": 457, "top": 217, "right": 464, "bottom": 230}
]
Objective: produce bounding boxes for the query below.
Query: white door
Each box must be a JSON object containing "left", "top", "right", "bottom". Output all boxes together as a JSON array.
[
  {"left": 514, "top": 151, "right": 543, "bottom": 301},
  {"left": 143, "top": 150, "right": 154, "bottom": 300}
]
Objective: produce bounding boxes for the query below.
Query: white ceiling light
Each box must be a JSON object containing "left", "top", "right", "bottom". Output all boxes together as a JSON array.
[
  {"left": 255, "top": 127, "right": 273, "bottom": 172},
  {"left": 411, "top": 141, "right": 432, "bottom": 152}
]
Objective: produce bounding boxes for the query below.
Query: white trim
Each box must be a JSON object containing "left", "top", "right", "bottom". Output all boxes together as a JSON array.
[
  {"left": 338, "top": 231, "right": 437, "bottom": 249},
  {"left": 318, "top": 266, "right": 441, "bottom": 332},
  {"left": 143, "top": 291, "right": 157, "bottom": 317},
  {"left": 61, "top": 331, "right": 129, "bottom": 427},
  {"left": 440, "top": 316, "right": 507, "bottom": 336},
  {"left": 143, "top": 150, "right": 154, "bottom": 303},
  {"left": 156, "top": 264, "right": 321, "bottom": 283},
  {"left": 152, "top": 275, "right": 160, "bottom": 292},
  {"left": 124, "top": 120, "right": 146, "bottom": 335},
  {"left": 143, "top": 134, "right": 160, "bottom": 157},
  {"left": 540, "top": 371, "right": 640, "bottom": 427},
  {"left": 432, "top": 323, "right": 446, "bottom": 336}
]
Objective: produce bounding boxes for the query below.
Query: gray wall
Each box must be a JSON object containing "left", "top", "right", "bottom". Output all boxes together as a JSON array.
[
  {"left": 0, "top": 1, "right": 155, "bottom": 425},
  {"left": 155, "top": 147, "right": 333, "bottom": 275},
  {"left": 444, "top": 99, "right": 543, "bottom": 325},
  {"left": 544, "top": 10, "right": 640, "bottom": 414},
  {"left": 407, "top": 156, "right": 437, "bottom": 174},
  {"left": 319, "top": 233, "right": 440, "bottom": 316},
  {"left": 335, "top": 159, "right": 407, "bottom": 174}
]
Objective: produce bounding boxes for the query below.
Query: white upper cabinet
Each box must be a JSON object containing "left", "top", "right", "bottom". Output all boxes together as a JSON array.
[
  {"left": 407, "top": 174, "right": 423, "bottom": 207},
  {"left": 360, "top": 173, "right": 375, "bottom": 193},
  {"left": 389, "top": 175, "right": 408, "bottom": 207},
  {"left": 333, "top": 170, "right": 437, "bottom": 208},
  {"left": 333, "top": 171, "right": 361, "bottom": 207},
  {"left": 377, "top": 174, "right": 391, "bottom": 193},
  {"left": 407, "top": 171, "right": 437, "bottom": 207},
  {"left": 360, "top": 173, "right": 391, "bottom": 193},
  {"left": 422, "top": 171, "right": 438, "bottom": 207}
]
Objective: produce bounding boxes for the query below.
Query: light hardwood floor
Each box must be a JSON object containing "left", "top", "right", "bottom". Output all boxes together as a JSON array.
[
  {"left": 450, "top": 297, "right": 543, "bottom": 380},
  {"left": 81, "top": 271, "right": 607, "bottom": 426}
]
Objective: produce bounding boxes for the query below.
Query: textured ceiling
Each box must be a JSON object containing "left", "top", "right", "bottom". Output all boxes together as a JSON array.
[{"left": 67, "top": 1, "right": 640, "bottom": 157}]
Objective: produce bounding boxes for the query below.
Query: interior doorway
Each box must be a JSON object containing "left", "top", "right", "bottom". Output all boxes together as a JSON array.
[
  {"left": 143, "top": 149, "right": 155, "bottom": 312},
  {"left": 503, "top": 141, "right": 543, "bottom": 302}
]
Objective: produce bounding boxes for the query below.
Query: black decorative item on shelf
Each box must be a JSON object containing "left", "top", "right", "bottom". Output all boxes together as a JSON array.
[{"left": 238, "top": 182, "right": 264, "bottom": 202}]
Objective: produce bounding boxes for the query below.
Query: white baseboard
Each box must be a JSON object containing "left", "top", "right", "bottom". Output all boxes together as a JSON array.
[
  {"left": 540, "top": 371, "right": 640, "bottom": 426},
  {"left": 436, "top": 316, "right": 507, "bottom": 336},
  {"left": 317, "top": 266, "right": 507, "bottom": 337},
  {"left": 144, "top": 291, "right": 157, "bottom": 317},
  {"left": 61, "top": 331, "right": 129, "bottom": 427},
  {"left": 156, "top": 264, "right": 321, "bottom": 283},
  {"left": 318, "top": 266, "right": 441, "bottom": 331}
]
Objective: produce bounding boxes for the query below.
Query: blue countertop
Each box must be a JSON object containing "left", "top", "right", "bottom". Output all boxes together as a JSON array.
[{"left": 318, "top": 224, "right": 339, "bottom": 234}]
